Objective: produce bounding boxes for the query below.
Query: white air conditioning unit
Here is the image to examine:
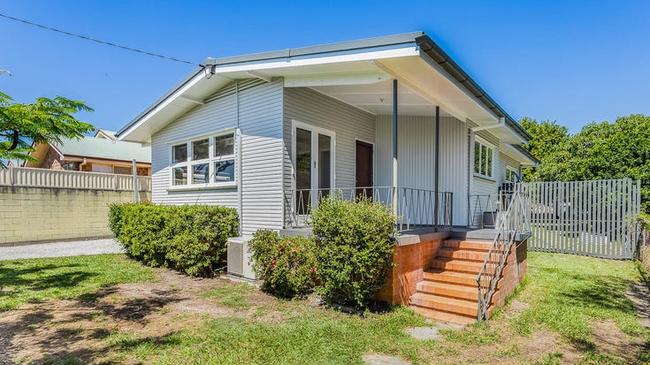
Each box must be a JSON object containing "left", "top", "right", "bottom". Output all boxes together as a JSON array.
[{"left": 227, "top": 237, "right": 255, "bottom": 280}]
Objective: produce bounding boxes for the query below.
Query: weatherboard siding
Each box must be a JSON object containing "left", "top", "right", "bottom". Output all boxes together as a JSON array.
[
  {"left": 375, "top": 115, "right": 469, "bottom": 226},
  {"left": 497, "top": 152, "right": 520, "bottom": 184},
  {"left": 283, "top": 87, "right": 376, "bottom": 192},
  {"left": 150, "top": 79, "right": 284, "bottom": 235},
  {"left": 469, "top": 128, "right": 500, "bottom": 198}
]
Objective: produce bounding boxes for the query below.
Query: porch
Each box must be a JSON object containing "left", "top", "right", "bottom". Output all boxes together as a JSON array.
[
  {"left": 281, "top": 70, "right": 528, "bottom": 235},
  {"left": 282, "top": 186, "right": 455, "bottom": 233}
]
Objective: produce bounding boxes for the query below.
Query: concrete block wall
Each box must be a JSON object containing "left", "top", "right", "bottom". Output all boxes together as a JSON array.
[{"left": 0, "top": 186, "right": 151, "bottom": 244}]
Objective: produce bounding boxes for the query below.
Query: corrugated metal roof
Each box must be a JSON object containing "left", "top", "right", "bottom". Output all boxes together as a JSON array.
[
  {"left": 205, "top": 32, "right": 423, "bottom": 66},
  {"left": 54, "top": 136, "right": 151, "bottom": 163},
  {"left": 116, "top": 31, "right": 529, "bottom": 142}
]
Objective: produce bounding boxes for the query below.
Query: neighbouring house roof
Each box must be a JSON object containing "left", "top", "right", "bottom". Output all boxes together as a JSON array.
[
  {"left": 94, "top": 129, "right": 117, "bottom": 140},
  {"left": 5, "top": 159, "right": 21, "bottom": 167},
  {"left": 51, "top": 136, "right": 151, "bottom": 163},
  {"left": 116, "top": 31, "right": 530, "bottom": 145}
]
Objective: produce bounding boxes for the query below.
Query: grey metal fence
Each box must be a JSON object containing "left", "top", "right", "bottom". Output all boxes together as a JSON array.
[
  {"left": 523, "top": 179, "right": 641, "bottom": 259},
  {"left": 283, "top": 186, "right": 453, "bottom": 233}
]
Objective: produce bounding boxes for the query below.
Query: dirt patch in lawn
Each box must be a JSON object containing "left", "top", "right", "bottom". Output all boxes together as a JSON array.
[
  {"left": 429, "top": 326, "right": 581, "bottom": 365},
  {"left": 588, "top": 319, "right": 646, "bottom": 363},
  {"left": 0, "top": 268, "right": 278, "bottom": 364}
]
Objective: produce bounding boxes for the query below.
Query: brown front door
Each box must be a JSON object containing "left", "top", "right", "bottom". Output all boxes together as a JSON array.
[{"left": 355, "top": 141, "right": 373, "bottom": 199}]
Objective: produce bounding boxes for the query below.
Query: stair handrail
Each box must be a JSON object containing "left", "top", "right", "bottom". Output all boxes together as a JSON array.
[{"left": 475, "top": 188, "right": 526, "bottom": 321}]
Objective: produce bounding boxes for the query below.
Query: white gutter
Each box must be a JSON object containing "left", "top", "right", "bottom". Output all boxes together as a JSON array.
[
  {"left": 208, "top": 45, "right": 420, "bottom": 74},
  {"left": 470, "top": 117, "right": 506, "bottom": 132},
  {"left": 500, "top": 143, "right": 537, "bottom": 166}
]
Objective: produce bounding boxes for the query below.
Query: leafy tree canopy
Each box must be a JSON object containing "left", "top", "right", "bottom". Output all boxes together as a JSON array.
[
  {"left": 520, "top": 118, "right": 572, "bottom": 181},
  {"left": 521, "top": 114, "right": 650, "bottom": 213},
  {"left": 0, "top": 91, "right": 94, "bottom": 167}
]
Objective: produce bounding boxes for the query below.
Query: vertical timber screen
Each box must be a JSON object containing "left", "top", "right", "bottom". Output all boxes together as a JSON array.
[{"left": 524, "top": 179, "right": 641, "bottom": 259}]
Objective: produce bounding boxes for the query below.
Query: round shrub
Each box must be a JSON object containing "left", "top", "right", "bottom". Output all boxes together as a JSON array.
[
  {"left": 249, "top": 230, "right": 318, "bottom": 297},
  {"left": 311, "top": 197, "right": 396, "bottom": 309},
  {"left": 108, "top": 203, "right": 239, "bottom": 276},
  {"left": 109, "top": 203, "right": 167, "bottom": 267}
]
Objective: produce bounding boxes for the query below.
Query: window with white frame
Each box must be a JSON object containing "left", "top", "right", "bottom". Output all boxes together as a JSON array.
[
  {"left": 473, "top": 138, "right": 494, "bottom": 179},
  {"left": 170, "top": 131, "right": 236, "bottom": 187},
  {"left": 505, "top": 166, "right": 518, "bottom": 183}
]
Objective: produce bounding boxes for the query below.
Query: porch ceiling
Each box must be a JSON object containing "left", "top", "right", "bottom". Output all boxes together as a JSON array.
[{"left": 311, "top": 80, "right": 454, "bottom": 117}]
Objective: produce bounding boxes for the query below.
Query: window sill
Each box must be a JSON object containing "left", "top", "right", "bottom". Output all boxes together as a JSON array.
[
  {"left": 473, "top": 174, "right": 496, "bottom": 183},
  {"left": 168, "top": 183, "right": 237, "bottom": 192}
]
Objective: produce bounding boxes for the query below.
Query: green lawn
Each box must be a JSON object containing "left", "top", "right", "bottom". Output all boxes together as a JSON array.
[
  {"left": 511, "top": 252, "right": 645, "bottom": 342},
  {"left": 0, "top": 254, "right": 156, "bottom": 311},
  {"left": 0, "top": 252, "right": 648, "bottom": 365}
]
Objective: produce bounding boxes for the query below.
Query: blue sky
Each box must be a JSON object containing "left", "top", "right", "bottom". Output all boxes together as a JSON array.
[{"left": 1, "top": 0, "right": 649, "bottom": 134}]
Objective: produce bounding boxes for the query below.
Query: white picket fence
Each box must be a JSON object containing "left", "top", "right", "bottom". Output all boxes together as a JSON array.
[{"left": 0, "top": 166, "right": 151, "bottom": 192}]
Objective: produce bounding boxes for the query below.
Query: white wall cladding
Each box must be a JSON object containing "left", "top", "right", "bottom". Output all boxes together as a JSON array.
[
  {"left": 471, "top": 176, "right": 498, "bottom": 196},
  {"left": 440, "top": 118, "right": 470, "bottom": 226},
  {"left": 151, "top": 79, "right": 284, "bottom": 235},
  {"left": 283, "top": 87, "right": 376, "bottom": 191},
  {"left": 497, "top": 152, "right": 520, "bottom": 184},
  {"left": 469, "top": 128, "right": 500, "bottom": 198},
  {"left": 375, "top": 115, "right": 469, "bottom": 225}
]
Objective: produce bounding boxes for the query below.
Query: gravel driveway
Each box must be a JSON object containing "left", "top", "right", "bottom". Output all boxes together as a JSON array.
[{"left": 0, "top": 238, "right": 124, "bottom": 261}]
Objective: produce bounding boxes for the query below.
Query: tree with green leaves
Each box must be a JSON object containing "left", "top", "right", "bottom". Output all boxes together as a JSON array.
[
  {"left": 520, "top": 117, "right": 572, "bottom": 181},
  {"left": 0, "top": 91, "right": 94, "bottom": 167},
  {"left": 521, "top": 114, "right": 650, "bottom": 213}
]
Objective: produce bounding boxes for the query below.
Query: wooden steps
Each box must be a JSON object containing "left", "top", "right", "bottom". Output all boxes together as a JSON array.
[
  {"left": 423, "top": 270, "right": 478, "bottom": 286},
  {"left": 430, "top": 258, "right": 484, "bottom": 274},
  {"left": 408, "top": 238, "right": 514, "bottom": 325},
  {"left": 411, "top": 306, "right": 476, "bottom": 325},
  {"left": 411, "top": 292, "right": 481, "bottom": 317}
]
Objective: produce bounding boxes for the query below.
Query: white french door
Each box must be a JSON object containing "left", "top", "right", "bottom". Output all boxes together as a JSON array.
[{"left": 292, "top": 121, "right": 335, "bottom": 215}]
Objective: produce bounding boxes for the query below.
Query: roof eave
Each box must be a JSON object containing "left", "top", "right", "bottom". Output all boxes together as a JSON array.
[
  {"left": 116, "top": 31, "right": 530, "bottom": 145},
  {"left": 414, "top": 35, "right": 531, "bottom": 142},
  {"left": 513, "top": 144, "right": 540, "bottom": 166},
  {"left": 115, "top": 65, "right": 206, "bottom": 139},
  {"left": 203, "top": 31, "right": 424, "bottom": 66}
]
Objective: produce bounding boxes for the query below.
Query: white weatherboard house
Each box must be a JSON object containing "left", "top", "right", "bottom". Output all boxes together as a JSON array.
[{"left": 116, "top": 32, "right": 536, "bottom": 286}]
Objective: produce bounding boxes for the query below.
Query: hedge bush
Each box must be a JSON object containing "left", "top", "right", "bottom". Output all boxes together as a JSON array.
[
  {"left": 311, "top": 197, "right": 396, "bottom": 308},
  {"left": 109, "top": 203, "right": 239, "bottom": 276},
  {"left": 249, "top": 230, "right": 318, "bottom": 297}
]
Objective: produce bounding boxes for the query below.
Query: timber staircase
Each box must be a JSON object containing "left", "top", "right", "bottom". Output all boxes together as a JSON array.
[{"left": 409, "top": 238, "right": 516, "bottom": 325}]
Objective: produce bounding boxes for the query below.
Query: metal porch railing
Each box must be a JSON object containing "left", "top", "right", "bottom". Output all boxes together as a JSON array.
[
  {"left": 283, "top": 186, "right": 453, "bottom": 233},
  {"left": 476, "top": 185, "right": 530, "bottom": 321}
]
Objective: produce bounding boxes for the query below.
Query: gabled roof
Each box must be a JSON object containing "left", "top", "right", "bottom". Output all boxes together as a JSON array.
[
  {"left": 116, "top": 31, "right": 529, "bottom": 144},
  {"left": 94, "top": 129, "right": 117, "bottom": 140},
  {"left": 52, "top": 136, "right": 151, "bottom": 163}
]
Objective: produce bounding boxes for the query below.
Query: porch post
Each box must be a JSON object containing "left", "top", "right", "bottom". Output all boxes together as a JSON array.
[
  {"left": 391, "top": 79, "right": 398, "bottom": 217},
  {"left": 434, "top": 105, "right": 440, "bottom": 230}
]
